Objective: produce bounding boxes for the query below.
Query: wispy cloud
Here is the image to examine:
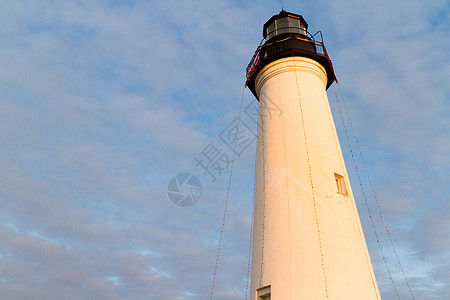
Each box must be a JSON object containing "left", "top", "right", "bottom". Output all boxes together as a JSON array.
[{"left": 0, "top": 0, "right": 448, "bottom": 299}]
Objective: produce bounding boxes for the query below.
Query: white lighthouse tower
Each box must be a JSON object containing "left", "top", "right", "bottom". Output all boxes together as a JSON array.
[{"left": 246, "top": 11, "right": 381, "bottom": 299}]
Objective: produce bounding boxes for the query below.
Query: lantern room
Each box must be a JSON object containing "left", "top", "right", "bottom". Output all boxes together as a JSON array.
[
  {"left": 246, "top": 10, "right": 337, "bottom": 98},
  {"left": 263, "top": 10, "right": 308, "bottom": 41}
]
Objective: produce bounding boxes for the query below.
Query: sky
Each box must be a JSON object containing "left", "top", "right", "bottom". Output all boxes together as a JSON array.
[{"left": 0, "top": 0, "right": 449, "bottom": 299}]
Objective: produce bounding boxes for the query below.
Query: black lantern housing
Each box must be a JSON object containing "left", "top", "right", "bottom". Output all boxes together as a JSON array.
[
  {"left": 246, "top": 11, "right": 337, "bottom": 99},
  {"left": 263, "top": 11, "right": 309, "bottom": 41}
]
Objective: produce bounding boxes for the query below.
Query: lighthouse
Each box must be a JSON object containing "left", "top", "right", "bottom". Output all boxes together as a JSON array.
[{"left": 246, "top": 11, "right": 381, "bottom": 299}]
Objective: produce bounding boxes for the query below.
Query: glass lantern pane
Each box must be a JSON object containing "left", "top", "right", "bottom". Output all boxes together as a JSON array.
[
  {"left": 267, "top": 21, "right": 275, "bottom": 40},
  {"left": 288, "top": 17, "right": 301, "bottom": 34},
  {"left": 276, "top": 17, "right": 289, "bottom": 35},
  {"left": 300, "top": 22, "right": 306, "bottom": 35}
]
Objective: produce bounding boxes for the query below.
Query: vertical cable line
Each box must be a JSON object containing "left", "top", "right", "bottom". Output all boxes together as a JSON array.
[
  {"left": 209, "top": 86, "right": 246, "bottom": 300},
  {"left": 259, "top": 94, "right": 267, "bottom": 287},
  {"left": 292, "top": 56, "right": 329, "bottom": 299},
  {"left": 334, "top": 91, "right": 400, "bottom": 299},
  {"left": 279, "top": 83, "right": 293, "bottom": 299},
  {"left": 244, "top": 103, "right": 260, "bottom": 300},
  {"left": 336, "top": 84, "right": 415, "bottom": 299}
]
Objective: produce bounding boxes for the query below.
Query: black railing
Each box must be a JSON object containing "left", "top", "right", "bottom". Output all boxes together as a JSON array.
[
  {"left": 245, "top": 30, "right": 337, "bottom": 87},
  {"left": 245, "top": 46, "right": 261, "bottom": 87}
]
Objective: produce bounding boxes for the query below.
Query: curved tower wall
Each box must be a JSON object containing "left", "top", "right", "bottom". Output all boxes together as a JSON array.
[{"left": 250, "top": 57, "right": 381, "bottom": 299}]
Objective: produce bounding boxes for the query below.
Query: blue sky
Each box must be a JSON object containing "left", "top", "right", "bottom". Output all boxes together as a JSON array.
[{"left": 0, "top": 0, "right": 449, "bottom": 299}]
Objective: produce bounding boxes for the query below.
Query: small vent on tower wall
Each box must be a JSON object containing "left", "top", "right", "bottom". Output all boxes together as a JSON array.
[
  {"left": 257, "top": 285, "right": 271, "bottom": 299},
  {"left": 334, "top": 173, "right": 348, "bottom": 196}
]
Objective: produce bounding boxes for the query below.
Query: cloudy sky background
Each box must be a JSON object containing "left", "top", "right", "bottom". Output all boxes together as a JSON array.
[{"left": 0, "top": 0, "right": 449, "bottom": 299}]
